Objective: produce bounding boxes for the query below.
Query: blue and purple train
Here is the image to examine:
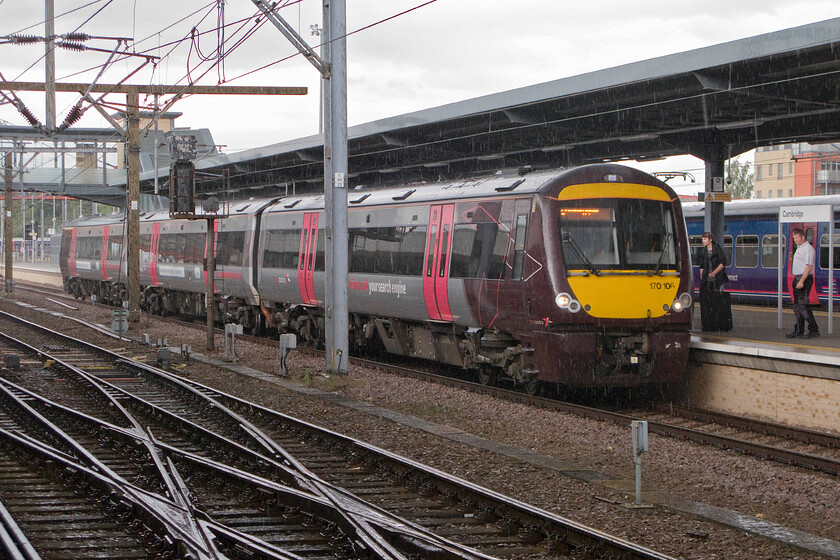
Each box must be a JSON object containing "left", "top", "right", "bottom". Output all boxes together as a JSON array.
[{"left": 683, "top": 196, "right": 840, "bottom": 306}]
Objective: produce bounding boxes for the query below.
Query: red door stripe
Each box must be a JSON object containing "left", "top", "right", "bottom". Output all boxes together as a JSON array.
[
  {"left": 423, "top": 207, "right": 441, "bottom": 320},
  {"left": 298, "top": 214, "right": 312, "bottom": 304},
  {"left": 435, "top": 205, "right": 454, "bottom": 321},
  {"left": 305, "top": 214, "right": 319, "bottom": 305}
]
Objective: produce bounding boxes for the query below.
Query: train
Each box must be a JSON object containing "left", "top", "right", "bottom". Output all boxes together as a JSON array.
[
  {"left": 682, "top": 196, "right": 840, "bottom": 305},
  {"left": 60, "top": 164, "right": 694, "bottom": 391}
]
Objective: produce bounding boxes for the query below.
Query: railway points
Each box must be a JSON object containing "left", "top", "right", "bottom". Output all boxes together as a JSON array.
[
  {"left": 0, "top": 299, "right": 679, "bottom": 560},
  {"left": 3, "top": 269, "right": 840, "bottom": 558}
]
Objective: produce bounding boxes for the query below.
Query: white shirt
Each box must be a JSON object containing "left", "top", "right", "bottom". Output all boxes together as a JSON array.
[{"left": 792, "top": 241, "right": 815, "bottom": 276}]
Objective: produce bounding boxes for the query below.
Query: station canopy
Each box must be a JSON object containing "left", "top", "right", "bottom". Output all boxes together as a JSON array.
[{"left": 7, "top": 18, "right": 840, "bottom": 203}]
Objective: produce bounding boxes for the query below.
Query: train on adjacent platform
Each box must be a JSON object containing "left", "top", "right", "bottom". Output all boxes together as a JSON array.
[
  {"left": 60, "top": 164, "right": 694, "bottom": 391},
  {"left": 683, "top": 196, "right": 840, "bottom": 306}
]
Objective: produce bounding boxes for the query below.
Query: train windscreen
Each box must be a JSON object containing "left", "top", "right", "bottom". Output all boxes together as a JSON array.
[{"left": 559, "top": 199, "right": 677, "bottom": 273}]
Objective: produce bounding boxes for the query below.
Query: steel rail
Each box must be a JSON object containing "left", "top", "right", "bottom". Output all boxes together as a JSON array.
[
  {"left": 0, "top": 310, "right": 497, "bottom": 560},
  {"left": 0, "top": 306, "right": 678, "bottom": 560},
  {"left": 348, "top": 355, "right": 840, "bottom": 476}
]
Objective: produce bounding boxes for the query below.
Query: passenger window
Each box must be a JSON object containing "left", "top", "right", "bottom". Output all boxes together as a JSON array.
[
  {"left": 689, "top": 236, "right": 704, "bottom": 267},
  {"left": 819, "top": 233, "right": 840, "bottom": 269},
  {"left": 761, "top": 234, "right": 786, "bottom": 269},
  {"left": 734, "top": 235, "right": 759, "bottom": 268},
  {"left": 723, "top": 236, "right": 733, "bottom": 266},
  {"left": 512, "top": 214, "right": 527, "bottom": 280}
]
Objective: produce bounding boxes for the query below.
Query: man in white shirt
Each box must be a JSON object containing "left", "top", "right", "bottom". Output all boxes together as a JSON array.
[{"left": 786, "top": 228, "right": 820, "bottom": 339}]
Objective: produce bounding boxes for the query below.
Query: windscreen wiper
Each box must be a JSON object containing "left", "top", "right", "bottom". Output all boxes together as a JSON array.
[
  {"left": 650, "top": 232, "right": 673, "bottom": 276},
  {"left": 562, "top": 231, "right": 599, "bottom": 276}
]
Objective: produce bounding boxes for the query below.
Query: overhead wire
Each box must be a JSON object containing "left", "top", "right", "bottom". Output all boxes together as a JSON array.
[
  {"left": 227, "top": 0, "right": 440, "bottom": 83},
  {"left": 6, "top": 0, "right": 110, "bottom": 36},
  {"left": 5, "top": 0, "right": 442, "bottom": 140}
]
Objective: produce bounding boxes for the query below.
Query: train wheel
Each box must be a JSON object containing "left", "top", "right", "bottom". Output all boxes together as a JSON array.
[
  {"left": 476, "top": 366, "right": 496, "bottom": 386},
  {"left": 523, "top": 378, "right": 542, "bottom": 396}
]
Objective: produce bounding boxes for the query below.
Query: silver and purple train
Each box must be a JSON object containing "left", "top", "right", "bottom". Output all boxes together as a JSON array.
[{"left": 60, "top": 164, "right": 693, "bottom": 390}]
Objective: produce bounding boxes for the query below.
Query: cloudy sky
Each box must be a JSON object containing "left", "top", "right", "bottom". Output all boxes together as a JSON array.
[{"left": 2, "top": 1, "right": 839, "bottom": 191}]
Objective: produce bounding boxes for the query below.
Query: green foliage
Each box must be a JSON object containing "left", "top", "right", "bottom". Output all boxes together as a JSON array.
[
  {"left": 4, "top": 198, "right": 115, "bottom": 239},
  {"left": 724, "top": 157, "right": 754, "bottom": 199}
]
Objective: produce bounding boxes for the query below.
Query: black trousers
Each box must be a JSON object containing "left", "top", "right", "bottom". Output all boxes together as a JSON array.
[{"left": 791, "top": 274, "right": 818, "bottom": 332}]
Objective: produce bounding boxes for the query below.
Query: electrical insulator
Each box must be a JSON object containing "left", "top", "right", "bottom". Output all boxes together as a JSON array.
[
  {"left": 57, "top": 41, "right": 86, "bottom": 52},
  {"left": 59, "top": 104, "right": 83, "bottom": 131},
  {"left": 16, "top": 102, "right": 41, "bottom": 127},
  {"left": 62, "top": 33, "right": 90, "bottom": 42},
  {"left": 9, "top": 35, "right": 41, "bottom": 44}
]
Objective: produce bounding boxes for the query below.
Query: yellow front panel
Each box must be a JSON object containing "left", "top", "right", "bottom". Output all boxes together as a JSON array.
[
  {"left": 567, "top": 274, "right": 679, "bottom": 319},
  {"left": 557, "top": 183, "right": 671, "bottom": 201}
]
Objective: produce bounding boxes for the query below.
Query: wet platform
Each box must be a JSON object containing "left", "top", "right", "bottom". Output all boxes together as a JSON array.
[{"left": 691, "top": 303, "right": 840, "bottom": 380}]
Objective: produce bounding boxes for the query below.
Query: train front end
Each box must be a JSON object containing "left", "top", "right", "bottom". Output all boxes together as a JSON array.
[{"left": 530, "top": 164, "right": 692, "bottom": 387}]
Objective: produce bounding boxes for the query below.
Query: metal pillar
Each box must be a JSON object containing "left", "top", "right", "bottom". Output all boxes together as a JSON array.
[
  {"left": 21, "top": 192, "right": 26, "bottom": 262},
  {"left": 206, "top": 217, "right": 216, "bottom": 351},
  {"left": 250, "top": 0, "right": 347, "bottom": 374},
  {"left": 3, "top": 152, "right": 12, "bottom": 294},
  {"left": 323, "top": 0, "right": 349, "bottom": 374},
  {"left": 45, "top": 0, "right": 56, "bottom": 131},
  {"left": 39, "top": 198, "right": 44, "bottom": 261},
  {"left": 704, "top": 148, "right": 726, "bottom": 244},
  {"left": 126, "top": 88, "right": 141, "bottom": 323}
]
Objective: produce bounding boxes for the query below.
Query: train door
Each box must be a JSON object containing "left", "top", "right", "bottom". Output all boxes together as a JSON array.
[
  {"left": 787, "top": 222, "right": 820, "bottom": 304},
  {"left": 149, "top": 222, "right": 161, "bottom": 287},
  {"left": 298, "top": 212, "right": 319, "bottom": 305},
  {"left": 68, "top": 228, "right": 78, "bottom": 276},
  {"left": 423, "top": 204, "right": 454, "bottom": 321},
  {"left": 511, "top": 199, "right": 532, "bottom": 327},
  {"left": 101, "top": 226, "right": 110, "bottom": 281}
]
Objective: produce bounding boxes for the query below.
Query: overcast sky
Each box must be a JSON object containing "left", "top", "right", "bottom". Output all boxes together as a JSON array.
[{"left": 2, "top": 1, "right": 840, "bottom": 192}]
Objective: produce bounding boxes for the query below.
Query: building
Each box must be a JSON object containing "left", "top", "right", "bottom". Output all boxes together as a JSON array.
[
  {"left": 753, "top": 145, "right": 796, "bottom": 198},
  {"left": 793, "top": 143, "right": 840, "bottom": 196},
  {"left": 754, "top": 143, "right": 840, "bottom": 198}
]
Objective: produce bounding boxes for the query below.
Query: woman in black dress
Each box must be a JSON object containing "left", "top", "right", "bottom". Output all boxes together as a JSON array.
[{"left": 699, "top": 232, "right": 730, "bottom": 331}]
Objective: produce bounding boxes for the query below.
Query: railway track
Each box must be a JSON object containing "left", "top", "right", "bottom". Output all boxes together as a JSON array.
[
  {"left": 0, "top": 308, "right": 676, "bottom": 560},
  {"left": 19, "top": 278, "right": 840, "bottom": 477},
  {"left": 348, "top": 355, "right": 840, "bottom": 477},
  {"left": 17, "top": 279, "right": 840, "bottom": 478}
]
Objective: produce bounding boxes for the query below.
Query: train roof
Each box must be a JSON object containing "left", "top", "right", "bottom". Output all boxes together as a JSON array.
[
  {"left": 262, "top": 170, "right": 561, "bottom": 214},
  {"left": 682, "top": 195, "right": 840, "bottom": 218},
  {"left": 262, "top": 164, "right": 674, "bottom": 214},
  {"left": 62, "top": 213, "right": 125, "bottom": 228},
  {"left": 65, "top": 164, "right": 674, "bottom": 227}
]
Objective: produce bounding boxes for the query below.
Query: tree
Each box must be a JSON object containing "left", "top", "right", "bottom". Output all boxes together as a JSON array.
[{"left": 724, "top": 157, "right": 754, "bottom": 199}]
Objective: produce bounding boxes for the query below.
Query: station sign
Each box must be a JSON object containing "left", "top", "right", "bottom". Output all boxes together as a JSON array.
[{"left": 779, "top": 204, "right": 833, "bottom": 223}]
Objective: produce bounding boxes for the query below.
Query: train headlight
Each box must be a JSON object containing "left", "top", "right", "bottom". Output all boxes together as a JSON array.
[
  {"left": 671, "top": 293, "right": 692, "bottom": 312},
  {"left": 555, "top": 292, "right": 581, "bottom": 313},
  {"left": 555, "top": 293, "right": 571, "bottom": 308}
]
